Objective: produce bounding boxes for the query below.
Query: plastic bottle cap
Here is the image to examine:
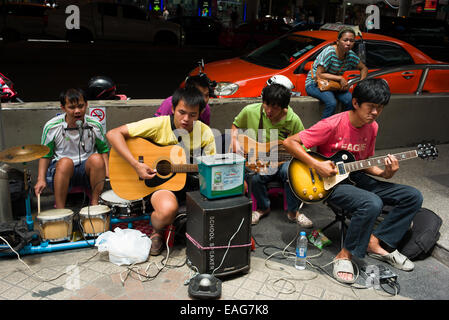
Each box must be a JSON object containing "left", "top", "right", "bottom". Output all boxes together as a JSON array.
[{"left": 300, "top": 231, "right": 306, "bottom": 236}]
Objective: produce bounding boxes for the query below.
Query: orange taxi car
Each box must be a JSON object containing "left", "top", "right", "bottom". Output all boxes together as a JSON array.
[{"left": 188, "top": 26, "right": 449, "bottom": 98}]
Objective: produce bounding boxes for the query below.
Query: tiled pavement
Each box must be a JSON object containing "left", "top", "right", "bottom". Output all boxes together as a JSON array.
[{"left": 0, "top": 245, "right": 409, "bottom": 301}]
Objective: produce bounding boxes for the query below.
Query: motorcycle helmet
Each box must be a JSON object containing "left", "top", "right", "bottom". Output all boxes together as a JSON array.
[
  {"left": 87, "top": 76, "right": 117, "bottom": 100},
  {"left": 266, "top": 75, "right": 294, "bottom": 91}
]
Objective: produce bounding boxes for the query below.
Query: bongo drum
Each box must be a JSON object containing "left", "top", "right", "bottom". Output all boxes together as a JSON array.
[
  {"left": 99, "top": 190, "right": 146, "bottom": 217},
  {"left": 36, "top": 209, "right": 74, "bottom": 242},
  {"left": 79, "top": 205, "right": 111, "bottom": 237}
]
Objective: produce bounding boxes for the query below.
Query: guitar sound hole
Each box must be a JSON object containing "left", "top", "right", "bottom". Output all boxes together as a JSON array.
[{"left": 156, "top": 160, "right": 172, "bottom": 176}]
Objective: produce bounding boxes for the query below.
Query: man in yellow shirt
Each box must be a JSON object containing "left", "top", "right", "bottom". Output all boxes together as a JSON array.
[{"left": 107, "top": 87, "right": 216, "bottom": 255}]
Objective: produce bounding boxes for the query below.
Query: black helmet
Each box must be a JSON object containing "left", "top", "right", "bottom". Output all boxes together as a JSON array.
[{"left": 87, "top": 76, "right": 117, "bottom": 100}]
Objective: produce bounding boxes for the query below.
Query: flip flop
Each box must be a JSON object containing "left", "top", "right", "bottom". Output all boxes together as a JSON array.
[
  {"left": 333, "top": 259, "right": 356, "bottom": 284},
  {"left": 367, "top": 250, "right": 414, "bottom": 271}
]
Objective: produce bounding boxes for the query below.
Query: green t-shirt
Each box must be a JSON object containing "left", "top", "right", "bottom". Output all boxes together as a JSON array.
[{"left": 233, "top": 103, "right": 304, "bottom": 142}]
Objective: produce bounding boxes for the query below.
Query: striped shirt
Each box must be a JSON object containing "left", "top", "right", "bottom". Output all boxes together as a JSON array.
[
  {"left": 41, "top": 113, "right": 109, "bottom": 166},
  {"left": 305, "top": 45, "right": 360, "bottom": 87}
]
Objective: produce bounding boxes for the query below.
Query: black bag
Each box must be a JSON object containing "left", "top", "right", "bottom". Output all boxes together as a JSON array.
[
  {"left": 0, "top": 218, "right": 39, "bottom": 253},
  {"left": 397, "top": 207, "right": 442, "bottom": 261}
]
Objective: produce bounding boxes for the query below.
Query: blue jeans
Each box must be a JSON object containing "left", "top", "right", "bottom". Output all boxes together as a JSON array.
[
  {"left": 327, "top": 172, "right": 423, "bottom": 258},
  {"left": 250, "top": 161, "right": 300, "bottom": 213},
  {"left": 306, "top": 83, "right": 353, "bottom": 119}
]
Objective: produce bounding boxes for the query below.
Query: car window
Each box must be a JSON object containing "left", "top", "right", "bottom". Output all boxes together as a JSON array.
[
  {"left": 122, "top": 5, "right": 146, "bottom": 20},
  {"left": 2, "top": 4, "right": 48, "bottom": 16},
  {"left": 98, "top": 3, "right": 118, "bottom": 17},
  {"left": 361, "top": 41, "right": 414, "bottom": 68},
  {"left": 241, "top": 34, "right": 324, "bottom": 69}
]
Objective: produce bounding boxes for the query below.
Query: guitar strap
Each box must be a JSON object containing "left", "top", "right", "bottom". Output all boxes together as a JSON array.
[{"left": 258, "top": 105, "right": 264, "bottom": 141}]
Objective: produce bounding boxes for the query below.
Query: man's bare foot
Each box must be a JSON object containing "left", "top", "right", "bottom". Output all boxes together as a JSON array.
[
  {"left": 334, "top": 248, "right": 353, "bottom": 282},
  {"left": 366, "top": 234, "right": 389, "bottom": 256}
]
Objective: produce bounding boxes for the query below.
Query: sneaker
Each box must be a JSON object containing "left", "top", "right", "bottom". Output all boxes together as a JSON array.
[
  {"left": 287, "top": 211, "right": 313, "bottom": 228},
  {"left": 150, "top": 232, "right": 164, "bottom": 256},
  {"left": 251, "top": 209, "right": 270, "bottom": 225}
]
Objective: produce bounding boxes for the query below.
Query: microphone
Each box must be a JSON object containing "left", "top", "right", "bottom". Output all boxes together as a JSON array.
[{"left": 75, "top": 120, "right": 85, "bottom": 149}]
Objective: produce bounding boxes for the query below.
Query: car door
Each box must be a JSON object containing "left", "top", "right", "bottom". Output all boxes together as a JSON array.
[
  {"left": 96, "top": 2, "right": 120, "bottom": 40},
  {"left": 349, "top": 40, "right": 422, "bottom": 93}
]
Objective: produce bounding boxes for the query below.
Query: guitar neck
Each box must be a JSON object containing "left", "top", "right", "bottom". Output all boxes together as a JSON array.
[
  {"left": 344, "top": 150, "right": 418, "bottom": 173},
  {"left": 171, "top": 164, "right": 198, "bottom": 173}
]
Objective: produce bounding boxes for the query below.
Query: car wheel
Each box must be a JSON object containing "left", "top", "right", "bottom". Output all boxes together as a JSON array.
[
  {"left": 66, "top": 28, "right": 93, "bottom": 43},
  {"left": 154, "top": 31, "right": 178, "bottom": 46}
]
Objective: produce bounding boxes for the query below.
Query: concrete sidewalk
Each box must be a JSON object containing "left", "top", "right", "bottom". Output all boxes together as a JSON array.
[{"left": 0, "top": 144, "right": 448, "bottom": 301}]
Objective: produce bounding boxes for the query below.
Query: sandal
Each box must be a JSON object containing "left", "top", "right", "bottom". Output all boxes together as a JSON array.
[
  {"left": 149, "top": 231, "right": 164, "bottom": 256},
  {"left": 251, "top": 209, "right": 270, "bottom": 225},
  {"left": 333, "top": 259, "right": 356, "bottom": 284},
  {"left": 287, "top": 211, "right": 313, "bottom": 228},
  {"left": 367, "top": 249, "right": 414, "bottom": 271}
]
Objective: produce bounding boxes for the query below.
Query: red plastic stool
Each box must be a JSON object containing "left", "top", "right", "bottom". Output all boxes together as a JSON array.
[{"left": 251, "top": 181, "right": 287, "bottom": 212}]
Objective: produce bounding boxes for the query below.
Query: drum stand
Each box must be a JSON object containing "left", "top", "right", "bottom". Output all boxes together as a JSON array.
[{"left": 0, "top": 162, "right": 97, "bottom": 257}]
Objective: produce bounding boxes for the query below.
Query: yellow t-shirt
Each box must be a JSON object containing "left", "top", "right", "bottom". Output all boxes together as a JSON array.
[{"left": 126, "top": 116, "right": 216, "bottom": 157}]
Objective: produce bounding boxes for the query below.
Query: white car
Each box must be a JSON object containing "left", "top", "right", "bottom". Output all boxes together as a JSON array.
[{"left": 46, "top": 1, "right": 184, "bottom": 45}]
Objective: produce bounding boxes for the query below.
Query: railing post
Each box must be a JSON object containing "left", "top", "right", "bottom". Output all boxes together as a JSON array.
[{"left": 416, "top": 67, "right": 430, "bottom": 95}]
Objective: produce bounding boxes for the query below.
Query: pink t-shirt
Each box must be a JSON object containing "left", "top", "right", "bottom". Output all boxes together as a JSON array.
[{"left": 298, "top": 111, "right": 377, "bottom": 161}]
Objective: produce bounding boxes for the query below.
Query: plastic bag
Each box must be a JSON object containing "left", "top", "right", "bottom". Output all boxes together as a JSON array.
[{"left": 96, "top": 227, "right": 152, "bottom": 266}]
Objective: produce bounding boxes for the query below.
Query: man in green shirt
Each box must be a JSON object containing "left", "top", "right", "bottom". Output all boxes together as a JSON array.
[{"left": 231, "top": 79, "right": 313, "bottom": 227}]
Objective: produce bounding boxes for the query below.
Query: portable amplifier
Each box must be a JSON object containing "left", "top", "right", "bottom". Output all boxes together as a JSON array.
[{"left": 185, "top": 191, "right": 251, "bottom": 277}]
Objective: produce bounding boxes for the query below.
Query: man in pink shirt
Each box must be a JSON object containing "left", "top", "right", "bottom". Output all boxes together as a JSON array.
[
  {"left": 284, "top": 79, "right": 422, "bottom": 284},
  {"left": 155, "top": 74, "right": 212, "bottom": 125}
]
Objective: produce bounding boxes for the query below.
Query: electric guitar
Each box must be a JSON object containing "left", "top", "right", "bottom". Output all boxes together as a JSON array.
[
  {"left": 237, "top": 134, "right": 292, "bottom": 173},
  {"left": 109, "top": 137, "right": 198, "bottom": 200},
  {"left": 288, "top": 143, "right": 438, "bottom": 203}
]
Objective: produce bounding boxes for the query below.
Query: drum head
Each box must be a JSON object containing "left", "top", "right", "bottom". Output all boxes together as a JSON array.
[
  {"left": 100, "top": 190, "right": 132, "bottom": 204},
  {"left": 80, "top": 205, "right": 110, "bottom": 216},
  {"left": 37, "top": 209, "right": 73, "bottom": 220}
]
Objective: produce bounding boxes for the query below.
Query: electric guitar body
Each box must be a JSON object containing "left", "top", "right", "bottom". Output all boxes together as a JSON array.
[
  {"left": 288, "top": 143, "right": 438, "bottom": 203},
  {"left": 288, "top": 150, "right": 355, "bottom": 203},
  {"left": 237, "top": 134, "right": 291, "bottom": 173}
]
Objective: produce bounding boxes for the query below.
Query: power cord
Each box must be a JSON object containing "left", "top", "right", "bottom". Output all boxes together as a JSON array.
[
  {"left": 120, "top": 213, "right": 188, "bottom": 285},
  {"left": 0, "top": 234, "right": 99, "bottom": 283}
]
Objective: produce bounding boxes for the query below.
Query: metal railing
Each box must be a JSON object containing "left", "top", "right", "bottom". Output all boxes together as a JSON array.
[{"left": 347, "top": 64, "right": 449, "bottom": 95}]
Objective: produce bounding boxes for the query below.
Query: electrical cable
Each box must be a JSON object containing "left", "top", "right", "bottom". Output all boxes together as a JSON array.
[
  {"left": 383, "top": 0, "right": 399, "bottom": 10},
  {"left": 121, "top": 212, "right": 189, "bottom": 284},
  {"left": 0, "top": 234, "right": 99, "bottom": 283}
]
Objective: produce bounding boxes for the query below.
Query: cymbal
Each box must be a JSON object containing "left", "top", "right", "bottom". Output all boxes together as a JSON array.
[{"left": 0, "top": 144, "right": 49, "bottom": 163}]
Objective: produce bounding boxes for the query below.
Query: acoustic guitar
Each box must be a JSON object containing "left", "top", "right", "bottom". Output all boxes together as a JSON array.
[
  {"left": 288, "top": 143, "right": 438, "bottom": 203},
  {"left": 109, "top": 137, "right": 198, "bottom": 200},
  {"left": 237, "top": 134, "right": 292, "bottom": 173}
]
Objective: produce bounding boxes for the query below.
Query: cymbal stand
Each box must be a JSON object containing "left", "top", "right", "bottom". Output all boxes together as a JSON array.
[
  {"left": 0, "top": 100, "right": 5, "bottom": 150},
  {"left": 23, "top": 162, "right": 34, "bottom": 231}
]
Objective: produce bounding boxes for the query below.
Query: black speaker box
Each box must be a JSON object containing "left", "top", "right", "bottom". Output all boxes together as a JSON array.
[{"left": 186, "top": 191, "right": 252, "bottom": 277}]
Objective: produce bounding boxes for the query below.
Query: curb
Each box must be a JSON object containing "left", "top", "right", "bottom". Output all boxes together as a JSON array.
[{"left": 432, "top": 243, "right": 449, "bottom": 268}]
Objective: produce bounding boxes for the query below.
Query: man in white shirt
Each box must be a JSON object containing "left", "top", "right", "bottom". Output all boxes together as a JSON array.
[{"left": 34, "top": 88, "right": 109, "bottom": 208}]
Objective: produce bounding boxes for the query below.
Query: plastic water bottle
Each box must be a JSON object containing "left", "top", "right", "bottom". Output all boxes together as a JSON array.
[{"left": 295, "top": 231, "right": 308, "bottom": 270}]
